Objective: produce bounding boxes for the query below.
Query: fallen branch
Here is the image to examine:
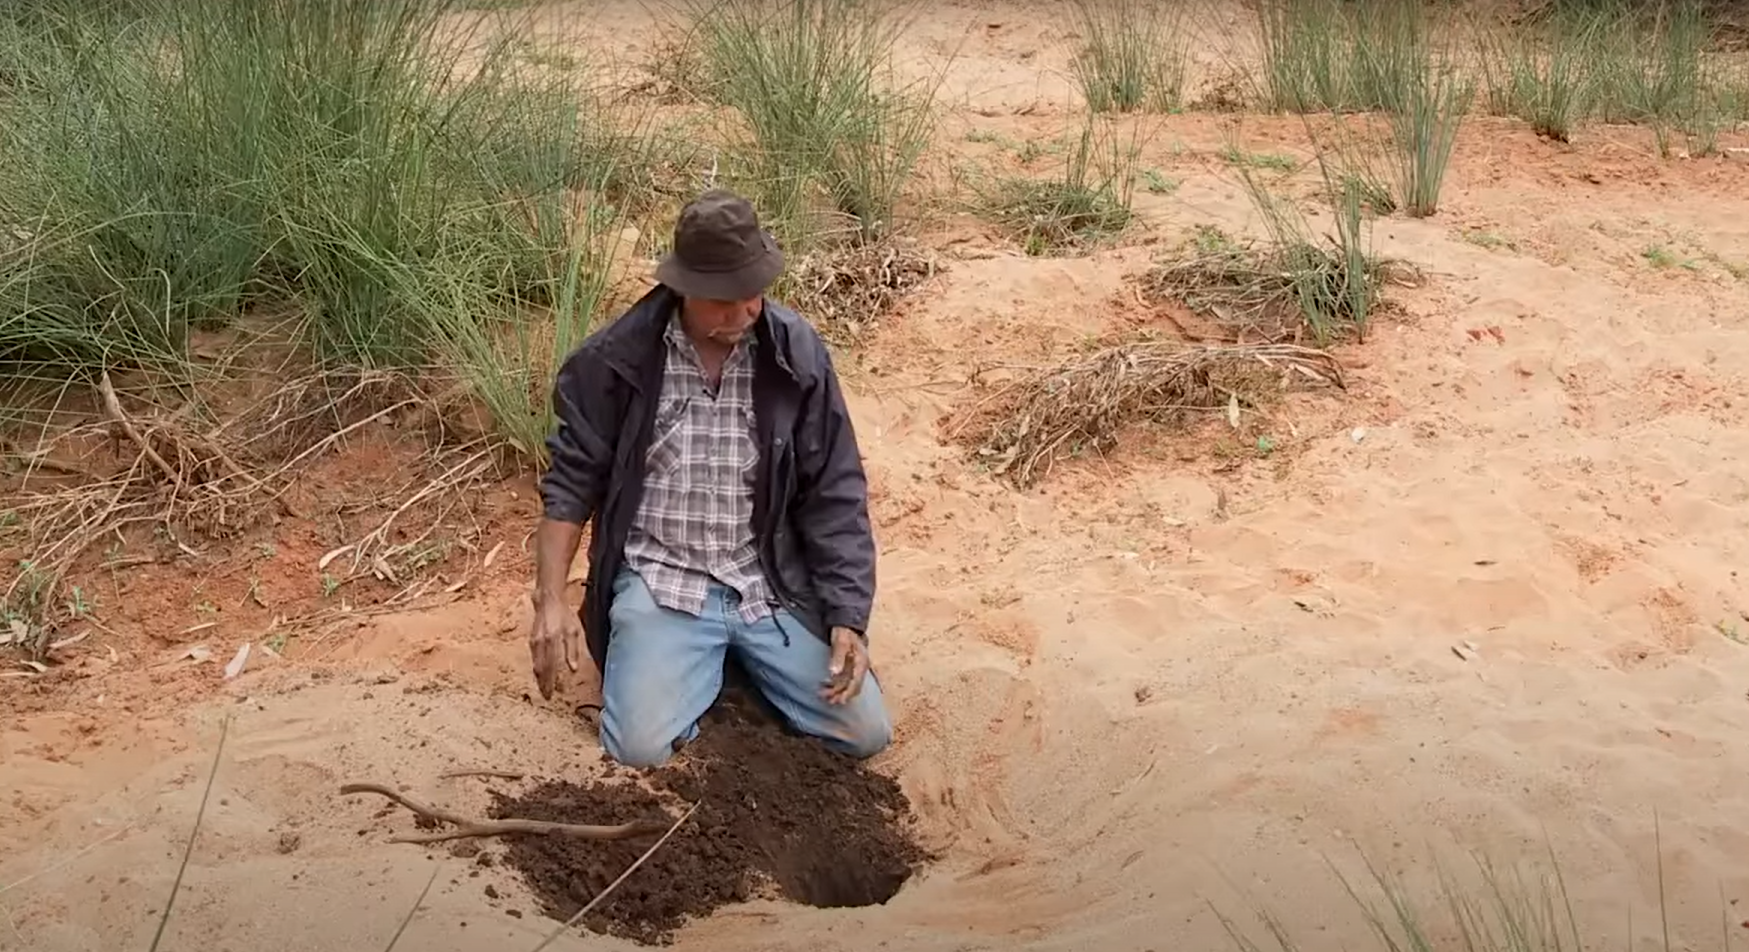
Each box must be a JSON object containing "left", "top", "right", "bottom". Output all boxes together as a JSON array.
[
  {"left": 98, "top": 371, "right": 181, "bottom": 490},
  {"left": 340, "top": 782, "right": 664, "bottom": 845},
  {"left": 440, "top": 770, "right": 526, "bottom": 782}
]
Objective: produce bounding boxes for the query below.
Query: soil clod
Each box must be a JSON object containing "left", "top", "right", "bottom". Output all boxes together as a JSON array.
[{"left": 490, "top": 688, "right": 926, "bottom": 945}]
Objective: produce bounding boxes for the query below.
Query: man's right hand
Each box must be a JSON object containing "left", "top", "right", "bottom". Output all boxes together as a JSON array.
[
  {"left": 529, "top": 518, "right": 588, "bottom": 700},
  {"left": 530, "top": 597, "right": 584, "bottom": 700}
]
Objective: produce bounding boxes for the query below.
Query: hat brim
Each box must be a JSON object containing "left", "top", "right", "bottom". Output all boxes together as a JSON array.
[{"left": 655, "top": 242, "right": 785, "bottom": 302}]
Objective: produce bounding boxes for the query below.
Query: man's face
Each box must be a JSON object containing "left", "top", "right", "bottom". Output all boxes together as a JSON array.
[{"left": 683, "top": 295, "right": 762, "bottom": 346}]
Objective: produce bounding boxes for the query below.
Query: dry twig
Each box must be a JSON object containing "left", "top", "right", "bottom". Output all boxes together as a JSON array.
[
  {"left": 440, "top": 770, "right": 526, "bottom": 782},
  {"left": 953, "top": 340, "right": 1346, "bottom": 489},
  {"left": 786, "top": 240, "right": 938, "bottom": 344},
  {"left": 340, "top": 782, "right": 666, "bottom": 845},
  {"left": 2, "top": 369, "right": 481, "bottom": 656}
]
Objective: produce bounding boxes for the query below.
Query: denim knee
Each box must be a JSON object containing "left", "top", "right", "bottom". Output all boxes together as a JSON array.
[
  {"left": 599, "top": 720, "right": 679, "bottom": 769},
  {"left": 838, "top": 710, "right": 894, "bottom": 760}
]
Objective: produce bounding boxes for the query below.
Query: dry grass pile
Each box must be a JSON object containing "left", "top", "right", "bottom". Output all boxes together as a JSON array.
[
  {"left": 953, "top": 340, "right": 1346, "bottom": 489},
  {"left": 0, "top": 369, "right": 497, "bottom": 662},
  {"left": 783, "top": 241, "right": 938, "bottom": 343},
  {"left": 1145, "top": 239, "right": 1370, "bottom": 344}
]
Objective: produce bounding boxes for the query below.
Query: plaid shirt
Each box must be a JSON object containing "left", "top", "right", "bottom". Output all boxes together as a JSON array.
[{"left": 623, "top": 313, "right": 775, "bottom": 623}]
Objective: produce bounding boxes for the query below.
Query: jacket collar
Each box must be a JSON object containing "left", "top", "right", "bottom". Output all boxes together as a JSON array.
[{"left": 598, "top": 284, "right": 812, "bottom": 389}]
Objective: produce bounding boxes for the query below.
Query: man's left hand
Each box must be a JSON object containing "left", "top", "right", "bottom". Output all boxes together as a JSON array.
[{"left": 822, "top": 626, "right": 870, "bottom": 706}]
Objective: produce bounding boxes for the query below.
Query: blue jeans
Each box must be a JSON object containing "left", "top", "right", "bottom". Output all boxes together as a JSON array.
[{"left": 600, "top": 569, "right": 893, "bottom": 768}]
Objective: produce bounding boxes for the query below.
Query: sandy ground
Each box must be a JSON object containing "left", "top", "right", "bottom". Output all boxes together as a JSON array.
[{"left": 6, "top": 2, "right": 1749, "bottom": 950}]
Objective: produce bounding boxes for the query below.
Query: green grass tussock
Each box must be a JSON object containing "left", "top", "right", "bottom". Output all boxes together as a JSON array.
[
  {"left": 0, "top": 0, "right": 661, "bottom": 441},
  {"left": 689, "top": 0, "right": 937, "bottom": 250},
  {"left": 1150, "top": 128, "right": 1380, "bottom": 346},
  {"left": 1477, "top": 0, "right": 1746, "bottom": 149},
  {"left": 1255, "top": 0, "right": 1425, "bottom": 114},
  {"left": 1388, "top": 61, "right": 1473, "bottom": 217},
  {"left": 1070, "top": 0, "right": 1189, "bottom": 114},
  {"left": 1252, "top": 0, "right": 1470, "bottom": 217},
  {"left": 975, "top": 117, "right": 1140, "bottom": 256}
]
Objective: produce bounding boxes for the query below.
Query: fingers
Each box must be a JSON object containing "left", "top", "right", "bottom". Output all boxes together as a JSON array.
[
  {"left": 827, "top": 637, "right": 849, "bottom": 678},
  {"left": 563, "top": 620, "right": 582, "bottom": 673},
  {"left": 823, "top": 640, "right": 869, "bottom": 706},
  {"left": 532, "top": 636, "right": 556, "bottom": 700}
]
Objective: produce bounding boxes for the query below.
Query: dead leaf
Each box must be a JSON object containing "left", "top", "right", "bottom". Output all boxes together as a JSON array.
[
  {"left": 17, "top": 660, "right": 48, "bottom": 673},
  {"left": 1225, "top": 392, "right": 1240, "bottom": 429},
  {"left": 184, "top": 645, "right": 213, "bottom": 664},
  {"left": 1452, "top": 643, "right": 1477, "bottom": 662},
  {"left": 1, "top": 619, "right": 23, "bottom": 646},
  {"left": 371, "top": 555, "right": 398, "bottom": 585},
  {"left": 224, "top": 643, "right": 251, "bottom": 680},
  {"left": 482, "top": 541, "right": 505, "bottom": 569},
  {"left": 49, "top": 631, "right": 90, "bottom": 652},
  {"left": 318, "top": 544, "right": 354, "bottom": 571}
]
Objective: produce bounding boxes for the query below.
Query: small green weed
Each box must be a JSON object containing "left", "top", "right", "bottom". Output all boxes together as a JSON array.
[
  {"left": 976, "top": 117, "right": 1141, "bottom": 255},
  {"left": 1142, "top": 169, "right": 1180, "bottom": 194},
  {"left": 64, "top": 585, "right": 95, "bottom": 619},
  {"left": 1220, "top": 146, "right": 1298, "bottom": 171},
  {"left": 1463, "top": 229, "right": 1517, "bottom": 251},
  {"left": 1642, "top": 244, "right": 1697, "bottom": 270}
]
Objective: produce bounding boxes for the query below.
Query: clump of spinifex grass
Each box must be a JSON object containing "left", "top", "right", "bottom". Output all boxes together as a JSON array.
[
  {"left": 690, "top": 0, "right": 937, "bottom": 248},
  {"left": 0, "top": 0, "right": 663, "bottom": 393},
  {"left": 1069, "top": 0, "right": 1189, "bottom": 113},
  {"left": 1478, "top": 0, "right": 1742, "bottom": 150},
  {"left": 1218, "top": 826, "right": 1707, "bottom": 952},
  {"left": 975, "top": 117, "right": 1140, "bottom": 256},
  {"left": 1387, "top": 60, "right": 1473, "bottom": 217},
  {"left": 1151, "top": 134, "right": 1381, "bottom": 345},
  {"left": 1253, "top": 0, "right": 1427, "bottom": 113},
  {"left": 1595, "top": 0, "right": 1738, "bottom": 156},
  {"left": 1476, "top": 7, "right": 1603, "bottom": 142}
]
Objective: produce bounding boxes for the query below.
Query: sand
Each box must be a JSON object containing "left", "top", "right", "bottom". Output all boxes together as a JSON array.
[{"left": 5, "top": 2, "right": 1749, "bottom": 950}]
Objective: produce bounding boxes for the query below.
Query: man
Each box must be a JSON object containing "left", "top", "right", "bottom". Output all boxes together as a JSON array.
[{"left": 528, "top": 188, "right": 892, "bottom": 768}]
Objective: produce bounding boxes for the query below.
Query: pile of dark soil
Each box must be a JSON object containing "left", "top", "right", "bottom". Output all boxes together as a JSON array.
[{"left": 488, "top": 685, "right": 926, "bottom": 945}]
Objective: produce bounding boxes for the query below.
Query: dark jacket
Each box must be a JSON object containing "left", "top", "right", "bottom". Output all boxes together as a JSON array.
[{"left": 539, "top": 284, "right": 876, "bottom": 672}]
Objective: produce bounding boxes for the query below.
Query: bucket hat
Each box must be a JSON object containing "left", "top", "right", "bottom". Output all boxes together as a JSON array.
[{"left": 654, "top": 189, "right": 785, "bottom": 301}]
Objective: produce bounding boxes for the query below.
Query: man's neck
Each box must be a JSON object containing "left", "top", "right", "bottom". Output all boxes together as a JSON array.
[{"left": 676, "top": 305, "right": 746, "bottom": 365}]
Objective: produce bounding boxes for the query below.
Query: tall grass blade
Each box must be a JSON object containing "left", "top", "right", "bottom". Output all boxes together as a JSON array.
[
  {"left": 380, "top": 862, "right": 444, "bottom": 952},
  {"left": 147, "top": 714, "right": 231, "bottom": 952}
]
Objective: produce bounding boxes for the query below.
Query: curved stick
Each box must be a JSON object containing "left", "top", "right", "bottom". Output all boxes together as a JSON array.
[{"left": 340, "top": 782, "right": 664, "bottom": 843}]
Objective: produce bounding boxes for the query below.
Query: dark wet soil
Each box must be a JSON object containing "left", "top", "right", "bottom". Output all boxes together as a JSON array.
[{"left": 487, "top": 675, "right": 926, "bottom": 945}]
